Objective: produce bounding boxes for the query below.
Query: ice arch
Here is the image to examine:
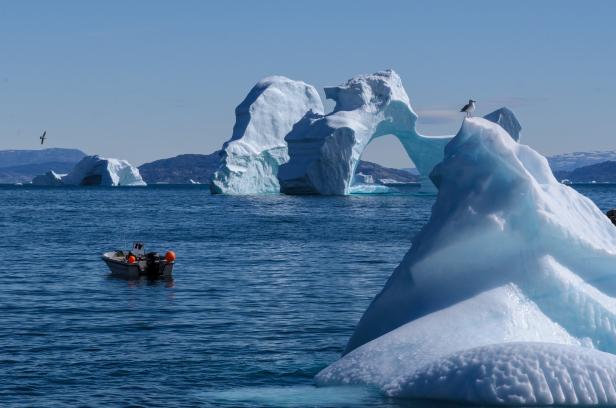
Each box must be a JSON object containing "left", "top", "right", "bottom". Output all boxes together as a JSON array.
[
  {"left": 278, "top": 70, "right": 522, "bottom": 195},
  {"left": 278, "top": 70, "right": 450, "bottom": 195}
]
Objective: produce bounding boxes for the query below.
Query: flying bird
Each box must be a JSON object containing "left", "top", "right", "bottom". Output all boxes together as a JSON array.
[
  {"left": 460, "top": 99, "right": 476, "bottom": 117},
  {"left": 40, "top": 131, "right": 46, "bottom": 145}
]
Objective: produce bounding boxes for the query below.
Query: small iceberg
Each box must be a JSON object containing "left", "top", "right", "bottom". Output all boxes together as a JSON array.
[
  {"left": 31, "top": 155, "right": 146, "bottom": 186},
  {"left": 348, "top": 184, "right": 393, "bottom": 194},
  {"left": 348, "top": 172, "right": 394, "bottom": 194},
  {"left": 32, "top": 170, "right": 64, "bottom": 186}
]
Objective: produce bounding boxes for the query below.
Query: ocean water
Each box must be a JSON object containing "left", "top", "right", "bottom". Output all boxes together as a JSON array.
[{"left": 1, "top": 184, "right": 614, "bottom": 407}]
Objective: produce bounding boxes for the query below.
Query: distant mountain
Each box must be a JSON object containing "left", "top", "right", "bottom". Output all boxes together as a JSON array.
[
  {"left": 0, "top": 148, "right": 86, "bottom": 183},
  {"left": 7, "top": 147, "right": 614, "bottom": 185},
  {"left": 0, "top": 162, "right": 78, "bottom": 184},
  {"left": 139, "top": 151, "right": 418, "bottom": 185},
  {"left": 355, "top": 161, "right": 419, "bottom": 184},
  {"left": 548, "top": 151, "right": 616, "bottom": 172},
  {"left": 555, "top": 161, "right": 616, "bottom": 183},
  {"left": 400, "top": 167, "right": 419, "bottom": 176},
  {"left": 0, "top": 148, "right": 86, "bottom": 168},
  {"left": 138, "top": 152, "right": 221, "bottom": 184}
]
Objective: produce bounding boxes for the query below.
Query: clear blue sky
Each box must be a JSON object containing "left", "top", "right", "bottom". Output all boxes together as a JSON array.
[{"left": 1, "top": 0, "right": 614, "bottom": 168}]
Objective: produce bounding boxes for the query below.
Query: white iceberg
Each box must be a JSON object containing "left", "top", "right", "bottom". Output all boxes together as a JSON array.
[
  {"left": 348, "top": 184, "right": 393, "bottom": 194},
  {"left": 210, "top": 76, "right": 323, "bottom": 194},
  {"left": 32, "top": 155, "right": 146, "bottom": 186},
  {"left": 316, "top": 117, "right": 616, "bottom": 405},
  {"left": 353, "top": 172, "right": 374, "bottom": 185},
  {"left": 279, "top": 70, "right": 521, "bottom": 196}
]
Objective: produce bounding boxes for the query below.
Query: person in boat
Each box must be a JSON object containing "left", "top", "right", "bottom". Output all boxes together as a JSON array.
[{"left": 125, "top": 251, "right": 138, "bottom": 263}]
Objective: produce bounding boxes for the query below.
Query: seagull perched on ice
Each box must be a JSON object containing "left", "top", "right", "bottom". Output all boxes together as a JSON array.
[
  {"left": 40, "top": 131, "right": 47, "bottom": 145},
  {"left": 460, "top": 99, "right": 476, "bottom": 117}
]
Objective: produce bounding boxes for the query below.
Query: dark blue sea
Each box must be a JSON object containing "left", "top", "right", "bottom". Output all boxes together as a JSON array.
[{"left": 1, "top": 184, "right": 614, "bottom": 407}]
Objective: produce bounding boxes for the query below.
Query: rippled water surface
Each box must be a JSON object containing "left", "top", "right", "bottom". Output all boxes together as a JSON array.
[{"left": 1, "top": 184, "right": 614, "bottom": 407}]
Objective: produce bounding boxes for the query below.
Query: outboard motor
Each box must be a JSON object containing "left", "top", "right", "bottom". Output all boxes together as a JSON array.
[{"left": 145, "top": 252, "right": 161, "bottom": 277}]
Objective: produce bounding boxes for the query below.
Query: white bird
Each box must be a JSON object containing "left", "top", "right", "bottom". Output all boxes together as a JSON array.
[{"left": 460, "top": 99, "right": 476, "bottom": 117}]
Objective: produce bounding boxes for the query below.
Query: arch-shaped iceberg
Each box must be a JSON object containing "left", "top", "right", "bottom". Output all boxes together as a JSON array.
[
  {"left": 211, "top": 70, "right": 522, "bottom": 195},
  {"left": 278, "top": 70, "right": 449, "bottom": 195},
  {"left": 31, "top": 155, "right": 145, "bottom": 186},
  {"left": 278, "top": 70, "right": 522, "bottom": 195}
]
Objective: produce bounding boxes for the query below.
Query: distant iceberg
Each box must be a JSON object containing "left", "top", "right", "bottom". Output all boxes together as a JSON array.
[
  {"left": 317, "top": 117, "right": 616, "bottom": 405},
  {"left": 353, "top": 172, "right": 374, "bottom": 185},
  {"left": 348, "top": 184, "right": 392, "bottom": 194},
  {"left": 31, "top": 170, "right": 64, "bottom": 186},
  {"left": 378, "top": 178, "right": 413, "bottom": 185},
  {"left": 31, "top": 155, "right": 146, "bottom": 186},
  {"left": 483, "top": 107, "right": 522, "bottom": 141},
  {"left": 210, "top": 76, "right": 323, "bottom": 194}
]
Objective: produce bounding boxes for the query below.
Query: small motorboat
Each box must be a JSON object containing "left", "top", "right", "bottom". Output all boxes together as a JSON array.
[{"left": 102, "top": 242, "right": 175, "bottom": 278}]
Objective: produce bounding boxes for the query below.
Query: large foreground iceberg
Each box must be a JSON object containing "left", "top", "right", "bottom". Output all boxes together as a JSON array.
[
  {"left": 32, "top": 155, "right": 146, "bottom": 186},
  {"left": 210, "top": 76, "right": 323, "bottom": 194},
  {"left": 316, "top": 117, "right": 616, "bottom": 405}
]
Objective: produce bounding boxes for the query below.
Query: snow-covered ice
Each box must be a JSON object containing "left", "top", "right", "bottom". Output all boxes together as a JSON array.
[
  {"left": 210, "top": 76, "right": 323, "bottom": 194},
  {"left": 316, "top": 285, "right": 580, "bottom": 389},
  {"left": 389, "top": 343, "right": 616, "bottom": 405},
  {"left": 317, "top": 117, "right": 616, "bottom": 405},
  {"left": 32, "top": 155, "right": 145, "bottom": 186}
]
